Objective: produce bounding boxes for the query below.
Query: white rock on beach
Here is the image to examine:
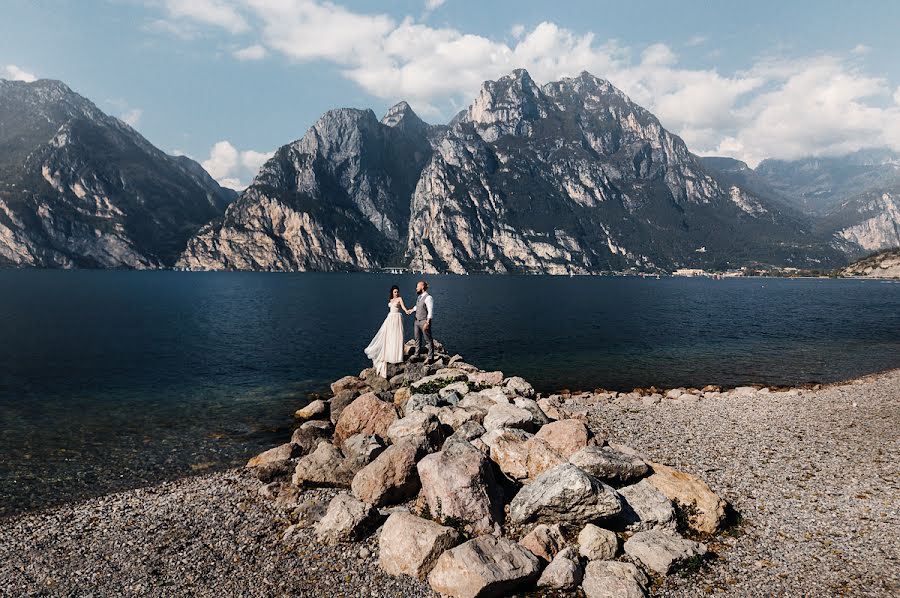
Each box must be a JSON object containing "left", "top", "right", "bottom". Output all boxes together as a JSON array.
[
  {"left": 518, "top": 522, "right": 566, "bottom": 562},
  {"left": 568, "top": 445, "right": 649, "bottom": 483},
  {"left": 386, "top": 410, "right": 445, "bottom": 452},
  {"left": 582, "top": 560, "right": 648, "bottom": 598},
  {"left": 313, "top": 493, "right": 378, "bottom": 545},
  {"left": 378, "top": 512, "right": 461, "bottom": 580},
  {"left": 624, "top": 528, "right": 707, "bottom": 575},
  {"left": 646, "top": 462, "right": 727, "bottom": 534},
  {"left": 508, "top": 463, "right": 622, "bottom": 526},
  {"left": 505, "top": 376, "right": 535, "bottom": 398},
  {"left": 615, "top": 478, "right": 676, "bottom": 531},
  {"left": 246, "top": 442, "right": 301, "bottom": 468},
  {"left": 481, "top": 427, "right": 532, "bottom": 481},
  {"left": 578, "top": 523, "right": 618, "bottom": 560},
  {"left": 536, "top": 546, "right": 583, "bottom": 590},
  {"left": 350, "top": 440, "right": 420, "bottom": 507},
  {"left": 427, "top": 535, "right": 541, "bottom": 598},
  {"left": 483, "top": 403, "right": 534, "bottom": 432}
]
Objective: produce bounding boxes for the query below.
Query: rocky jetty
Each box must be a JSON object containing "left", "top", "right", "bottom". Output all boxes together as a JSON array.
[{"left": 247, "top": 340, "right": 732, "bottom": 597}]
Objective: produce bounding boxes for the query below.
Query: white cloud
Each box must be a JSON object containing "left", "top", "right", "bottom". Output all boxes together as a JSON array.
[
  {"left": 424, "top": 0, "right": 446, "bottom": 10},
  {"left": 201, "top": 140, "right": 274, "bottom": 190},
  {"left": 121, "top": 108, "right": 143, "bottom": 126},
  {"left": 851, "top": 43, "right": 871, "bottom": 56},
  {"left": 148, "top": 0, "right": 900, "bottom": 166},
  {"left": 894, "top": 86, "right": 900, "bottom": 106},
  {"left": 3, "top": 64, "right": 37, "bottom": 82},
  {"left": 686, "top": 35, "right": 707, "bottom": 47},
  {"left": 233, "top": 44, "right": 267, "bottom": 60}
]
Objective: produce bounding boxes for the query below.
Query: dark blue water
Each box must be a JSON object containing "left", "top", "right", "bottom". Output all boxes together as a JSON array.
[{"left": 2, "top": 271, "right": 899, "bottom": 517}]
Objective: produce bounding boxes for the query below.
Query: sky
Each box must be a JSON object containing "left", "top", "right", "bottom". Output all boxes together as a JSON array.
[{"left": 2, "top": 0, "right": 900, "bottom": 189}]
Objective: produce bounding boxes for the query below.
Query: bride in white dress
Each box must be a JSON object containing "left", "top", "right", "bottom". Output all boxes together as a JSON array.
[{"left": 364, "top": 285, "right": 410, "bottom": 378}]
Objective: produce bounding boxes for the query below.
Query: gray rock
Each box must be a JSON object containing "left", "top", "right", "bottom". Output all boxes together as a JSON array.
[
  {"left": 436, "top": 406, "right": 481, "bottom": 429},
  {"left": 341, "top": 434, "right": 385, "bottom": 468},
  {"left": 578, "top": 523, "right": 618, "bottom": 560},
  {"left": 313, "top": 493, "right": 379, "bottom": 545},
  {"left": 508, "top": 463, "right": 622, "bottom": 526},
  {"left": 254, "top": 459, "right": 294, "bottom": 483},
  {"left": 439, "top": 381, "right": 470, "bottom": 399},
  {"left": 518, "top": 523, "right": 566, "bottom": 562},
  {"left": 478, "top": 387, "right": 512, "bottom": 404},
  {"left": 294, "top": 399, "right": 328, "bottom": 421},
  {"left": 483, "top": 403, "right": 534, "bottom": 432},
  {"left": 481, "top": 427, "right": 532, "bottom": 481},
  {"left": 450, "top": 421, "right": 486, "bottom": 442},
  {"left": 411, "top": 372, "right": 466, "bottom": 392},
  {"left": 292, "top": 442, "right": 355, "bottom": 487},
  {"left": 614, "top": 479, "right": 676, "bottom": 532},
  {"left": 623, "top": 529, "right": 707, "bottom": 575},
  {"left": 416, "top": 438, "right": 504, "bottom": 534},
  {"left": 386, "top": 410, "right": 445, "bottom": 452},
  {"left": 378, "top": 512, "right": 461, "bottom": 580},
  {"left": 505, "top": 376, "right": 535, "bottom": 398},
  {"left": 427, "top": 535, "right": 541, "bottom": 598},
  {"left": 512, "top": 397, "right": 550, "bottom": 427},
  {"left": 568, "top": 446, "right": 649, "bottom": 483},
  {"left": 330, "top": 389, "right": 360, "bottom": 425},
  {"left": 246, "top": 442, "right": 301, "bottom": 468},
  {"left": 404, "top": 393, "right": 441, "bottom": 415},
  {"left": 331, "top": 375, "right": 365, "bottom": 395},
  {"left": 351, "top": 440, "right": 420, "bottom": 507},
  {"left": 467, "top": 371, "right": 504, "bottom": 386},
  {"left": 290, "top": 425, "right": 331, "bottom": 455},
  {"left": 582, "top": 560, "right": 648, "bottom": 598},
  {"left": 536, "top": 546, "right": 583, "bottom": 590}
]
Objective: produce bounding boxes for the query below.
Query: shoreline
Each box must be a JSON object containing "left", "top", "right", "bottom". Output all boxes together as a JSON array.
[
  {"left": 3, "top": 364, "right": 899, "bottom": 524},
  {"left": 2, "top": 357, "right": 898, "bottom": 597}
]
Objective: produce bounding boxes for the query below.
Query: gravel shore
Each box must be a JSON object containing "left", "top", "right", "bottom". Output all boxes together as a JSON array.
[{"left": 2, "top": 368, "right": 897, "bottom": 597}]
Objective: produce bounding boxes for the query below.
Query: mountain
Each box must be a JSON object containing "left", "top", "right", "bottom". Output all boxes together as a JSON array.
[
  {"left": 839, "top": 247, "right": 900, "bottom": 278},
  {"left": 180, "top": 69, "right": 842, "bottom": 273},
  {"left": 754, "top": 148, "right": 900, "bottom": 215},
  {"left": 819, "top": 185, "right": 900, "bottom": 255},
  {"left": 0, "top": 79, "right": 235, "bottom": 268}
]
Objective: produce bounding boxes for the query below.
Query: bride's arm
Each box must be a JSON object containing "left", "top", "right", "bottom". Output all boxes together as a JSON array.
[{"left": 399, "top": 297, "right": 411, "bottom": 314}]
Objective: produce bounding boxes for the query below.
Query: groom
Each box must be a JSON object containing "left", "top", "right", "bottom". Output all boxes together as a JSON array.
[{"left": 406, "top": 280, "right": 434, "bottom": 362}]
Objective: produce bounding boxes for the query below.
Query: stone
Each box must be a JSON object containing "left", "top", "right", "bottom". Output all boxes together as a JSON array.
[
  {"left": 582, "top": 561, "right": 648, "bottom": 598},
  {"left": 434, "top": 367, "right": 470, "bottom": 379},
  {"left": 416, "top": 439, "right": 505, "bottom": 534},
  {"left": 440, "top": 381, "right": 470, "bottom": 399},
  {"left": 272, "top": 484, "right": 302, "bottom": 510},
  {"left": 508, "top": 463, "right": 622, "bottom": 526},
  {"left": 578, "top": 524, "right": 618, "bottom": 560},
  {"left": 450, "top": 421, "right": 487, "bottom": 441},
  {"left": 386, "top": 410, "right": 445, "bottom": 452},
  {"left": 404, "top": 393, "right": 441, "bottom": 415},
  {"left": 536, "top": 546, "right": 582, "bottom": 590},
  {"left": 427, "top": 535, "right": 541, "bottom": 598},
  {"left": 478, "top": 387, "right": 512, "bottom": 404},
  {"left": 512, "top": 397, "right": 550, "bottom": 426},
  {"left": 569, "top": 446, "right": 649, "bottom": 484},
  {"left": 299, "top": 419, "right": 333, "bottom": 433},
  {"left": 331, "top": 375, "right": 365, "bottom": 395},
  {"left": 536, "top": 397, "right": 563, "bottom": 420},
  {"left": 518, "top": 523, "right": 566, "bottom": 562},
  {"left": 333, "top": 393, "right": 399, "bottom": 446},
  {"left": 313, "top": 493, "right": 379, "bottom": 545},
  {"left": 366, "top": 375, "right": 392, "bottom": 393},
  {"left": 351, "top": 440, "right": 420, "bottom": 507},
  {"left": 294, "top": 399, "right": 328, "bottom": 421},
  {"left": 341, "top": 434, "right": 385, "bottom": 473},
  {"left": 623, "top": 529, "right": 707, "bottom": 575},
  {"left": 467, "top": 371, "right": 504, "bottom": 386},
  {"left": 290, "top": 425, "right": 331, "bottom": 455},
  {"left": 411, "top": 372, "right": 466, "bottom": 392},
  {"left": 255, "top": 459, "right": 294, "bottom": 483},
  {"left": 483, "top": 403, "right": 534, "bottom": 432},
  {"left": 330, "top": 389, "right": 359, "bottom": 425},
  {"left": 378, "top": 512, "right": 461, "bottom": 580},
  {"left": 614, "top": 479, "right": 676, "bottom": 532},
  {"left": 437, "top": 406, "right": 480, "bottom": 429},
  {"left": 481, "top": 427, "right": 532, "bottom": 481},
  {"left": 393, "top": 386, "right": 411, "bottom": 406},
  {"left": 533, "top": 419, "right": 591, "bottom": 457},
  {"left": 646, "top": 462, "right": 727, "bottom": 534},
  {"left": 246, "top": 442, "right": 301, "bottom": 467},
  {"left": 441, "top": 390, "right": 462, "bottom": 406},
  {"left": 292, "top": 442, "right": 355, "bottom": 487},
  {"left": 524, "top": 437, "right": 568, "bottom": 479},
  {"left": 458, "top": 393, "right": 495, "bottom": 414},
  {"left": 505, "top": 376, "right": 535, "bottom": 398}
]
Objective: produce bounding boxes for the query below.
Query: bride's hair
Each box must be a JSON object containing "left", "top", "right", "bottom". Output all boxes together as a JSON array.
[{"left": 389, "top": 285, "right": 400, "bottom": 299}]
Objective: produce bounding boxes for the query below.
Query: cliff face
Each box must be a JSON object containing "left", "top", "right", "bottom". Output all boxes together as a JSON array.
[
  {"left": 0, "top": 79, "right": 234, "bottom": 268},
  {"left": 178, "top": 69, "right": 843, "bottom": 273},
  {"left": 840, "top": 247, "right": 900, "bottom": 278},
  {"left": 177, "top": 104, "right": 435, "bottom": 271},
  {"left": 820, "top": 187, "right": 900, "bottom": 256}
]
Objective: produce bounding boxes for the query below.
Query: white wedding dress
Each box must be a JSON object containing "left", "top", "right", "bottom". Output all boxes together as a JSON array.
[{"left": 364, "top": 299, "right": 405, "bottom": 378}]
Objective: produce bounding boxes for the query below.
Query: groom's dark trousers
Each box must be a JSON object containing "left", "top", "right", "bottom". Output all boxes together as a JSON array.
[{"left": 414, "top": 319, "right": 434, "bottom": 360}]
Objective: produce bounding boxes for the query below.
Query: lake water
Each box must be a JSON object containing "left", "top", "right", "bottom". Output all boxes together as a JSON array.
[{"left": 2, "top": 271, "right": 899, "bottom": 517}]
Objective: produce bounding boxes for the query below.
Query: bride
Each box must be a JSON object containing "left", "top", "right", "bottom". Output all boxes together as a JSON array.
[{"left": 364, "top": 285, "right": 410, "bottom": 378}]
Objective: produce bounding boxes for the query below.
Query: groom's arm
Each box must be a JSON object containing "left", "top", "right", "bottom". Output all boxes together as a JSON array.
[{"left": 425, "top": 296, "right": 434, "bottom": 328}]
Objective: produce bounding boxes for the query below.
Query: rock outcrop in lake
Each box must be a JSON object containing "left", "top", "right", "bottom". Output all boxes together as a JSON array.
[
  {"left": 179, "top": 69, "right": 843, "bottom": 273},
  {"left": 0, "top": 79, "right": 235, "bottom": 268},
  {"left": 247, "top": 339, "right": 734, "bottom": 597}
]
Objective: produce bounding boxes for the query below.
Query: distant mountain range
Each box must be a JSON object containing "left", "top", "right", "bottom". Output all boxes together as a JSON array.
[
  {"left": 2, "top": 74, "right": 898, "bottom": 272},
  {"left": 0, "top": 79, "right": 235, "bottom": 268}
]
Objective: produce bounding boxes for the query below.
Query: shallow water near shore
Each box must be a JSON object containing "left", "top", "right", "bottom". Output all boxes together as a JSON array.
[{"left": 1, "top": 270, "right": 899, "bottom": 517}]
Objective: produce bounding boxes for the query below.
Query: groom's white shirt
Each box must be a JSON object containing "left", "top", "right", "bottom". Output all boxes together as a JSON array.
[{"left": 411, "top": 292, "right": 434, "bottom": 320}]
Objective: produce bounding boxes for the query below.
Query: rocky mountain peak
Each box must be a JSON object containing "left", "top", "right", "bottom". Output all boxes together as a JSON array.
[
  {"left": 463, "top": 68, "right": 547, "bottom": 141},
  {"left": 380, "top": 100, "right": 428, "bottom": 137}
]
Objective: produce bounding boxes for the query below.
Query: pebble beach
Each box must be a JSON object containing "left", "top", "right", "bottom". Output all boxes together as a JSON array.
[{"left": 1, "top": 365, "right": 897, "bottom": 597}]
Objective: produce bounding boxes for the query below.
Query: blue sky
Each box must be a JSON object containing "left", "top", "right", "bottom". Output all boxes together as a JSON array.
[{"left": 3, "top": 0, "right": 900, "bottom": 188}]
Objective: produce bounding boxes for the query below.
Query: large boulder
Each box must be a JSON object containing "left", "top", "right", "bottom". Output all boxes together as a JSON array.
[
  {"left": 411, "top": 372, "right": 467, "bottom": 392},
  {"left": 483, "top": 403, "right": 534, "bottom": 432},
  {"left": 439, "top": 381, "right": 470, "bottom": 399},
  {"left": 623, "top": 529, "right": 707, "bottom": 575},
  {"left": 290, "top": 425, "right": 331, "bottom": 455},
  {"left": 378, "top": 512, "right": 461, "bottom": 580},
  {"left": 329, "top": 389, "right": 360, "bottom": 425},
  {"left": 351, "top": 440, "right": 420, "bottom": 507},
  {"left": 582, "top": 561, "right": 648, "bottom": 598},
  {"left": 313, "top": 493, "right": 379, "bottom": 545},
  {"left": 333, "top": 393, "right": 399, "bottom": 446},
  {"left": 614, "top": 479, "right": 676, "bottom": 532},
  {"left": 467, "top": 371, "right": 504, "bottom": 386},
  {"left": 512, "top": 398, "right": 550, "bottom": 427},
  {"left": 404, "top": 393, "right": 441, "bottom": 415},
  {"left": 646, "top": 462, "right": 727, "bottom": 535},
  {"left": 508, "top": 464, "right": 622, "bottom": 526},
  {"left": 417, "top": 439, "right": 505, "bottom": 534},
  {"left": 254, "top": 459, "right": 294, "bottom": 483},
  {"left": 436, "top": 406, "right": 481, "bottom": 429},
  {"left": 504, "top": 376, "right": 535, "bottom": 398},
  {"left": 536, "top": 546, "right": 583, "bottom": 590},
  {"left": 523, "top": 419, "right": 592, "bottom": 478},
  {"left": 568, "top": 446, "right": 649, "bottom": 484},
  {"left": 340, "top": 434, "right": 384, "bottom": 469},
  {"left": 578, "top": 524, "right": 618, "bottom": 560},
  {"left": 246, "top": 442, "right": 301, "bottom": 468},
  {"left": 518, "top": 523, "right": 566, "bottom": 562},
  {"left": 427, "top": 535, "right": 541, "bottom": 598},
  {"left": 292, "top": 442, "right": 355, "bottom": 487},
  {"left": 386, "top": 411, "right": 445, "bottom": 453},
  {"left": 481, "top": 428, "right": 532, "bottom": 481},
  {"left": 331, "top": 375, "right": 365, "bottom": 395},
  {"left": 294, "top": 399, "right": 328, "bottom": 421}
]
